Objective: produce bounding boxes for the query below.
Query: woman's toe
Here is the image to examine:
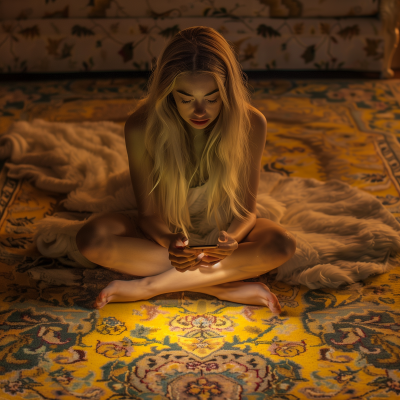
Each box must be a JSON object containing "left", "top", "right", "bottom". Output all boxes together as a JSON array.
[
  {"left": 265, "top": 292, "right": 281, "bottom": 313},
  {"left": 94, "top": 292, "right": 108, "bottom": 309},
  {"left": 270, "top": 300, "right": 282, "bottom": 313},
  {"left": 273, "top": 304, "right": 282, "bottom": 314}
]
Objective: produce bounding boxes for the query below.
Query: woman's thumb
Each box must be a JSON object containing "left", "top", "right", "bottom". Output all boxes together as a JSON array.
[
  {"left": 218, "top": 231, "right": 227, "bottom": 242},
  {"left": 176, "top": 236, "right": 188, "bottom": 247}
]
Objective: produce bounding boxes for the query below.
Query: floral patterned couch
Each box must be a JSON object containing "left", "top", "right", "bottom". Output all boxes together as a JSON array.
[{"left": 0, "top": 0, "right": 399, "bottom": 76}]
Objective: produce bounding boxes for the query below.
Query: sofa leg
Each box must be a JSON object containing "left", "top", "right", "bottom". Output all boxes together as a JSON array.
[{"left": 380, "top": 0, "right": 400, "bottom": 78}]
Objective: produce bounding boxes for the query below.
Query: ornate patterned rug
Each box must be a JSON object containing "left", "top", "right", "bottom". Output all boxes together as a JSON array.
[{"left": 0, "top": 78, "right": 399, "bottom": 399}]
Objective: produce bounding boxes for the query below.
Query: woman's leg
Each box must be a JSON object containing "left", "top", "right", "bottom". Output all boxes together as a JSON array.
[
  {"left": 75, "top": 213, "right": 296, "bottom": 312},
  {"left": 76, "top": 212, "right": 177, "bottom": 276}
]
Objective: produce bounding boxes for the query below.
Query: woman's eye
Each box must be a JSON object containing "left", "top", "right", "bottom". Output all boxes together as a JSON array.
[{"left": 180, "top": 99, "right": 218, "bottom": 104}]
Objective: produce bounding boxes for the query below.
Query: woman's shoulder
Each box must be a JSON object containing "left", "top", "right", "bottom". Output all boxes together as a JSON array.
[
  {"left": 124, "top": 103, "right": 150, "bottom": 159},
  {"left": 248, "top": 105, "right": 267, "bottom": 126},
  {"left": 125, "top": 103, "right": 148, "bottom": 139},
  {"left": 247, "top": 105, "right": 267, "bottom": 140}
]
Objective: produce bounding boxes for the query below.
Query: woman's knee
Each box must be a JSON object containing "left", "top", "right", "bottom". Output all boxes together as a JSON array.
[
  {"left": 76, "top": 212, "right": 134, "bottom": 256},
  {"left": 76, "top": 220, "right": 107, "bottom": 257},
  {"left": 260, "top": 228, "right": 297, "bottom": 261}
]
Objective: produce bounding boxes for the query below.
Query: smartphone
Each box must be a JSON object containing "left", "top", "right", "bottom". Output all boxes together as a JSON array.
[{"left": 186, "top": 244, "right": 218, "bottom": 249}]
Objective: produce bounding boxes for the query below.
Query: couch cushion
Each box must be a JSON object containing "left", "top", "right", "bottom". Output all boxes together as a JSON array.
[
  {"left": 0, "top": 0, "right": 379, "bottom": 19},
  {"left": 0, "top": 17, "right": 384, "bottom": 73}
]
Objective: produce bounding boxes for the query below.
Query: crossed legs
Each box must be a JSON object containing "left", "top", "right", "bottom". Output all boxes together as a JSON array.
[{"left": 76, "top": 212, "right": 296, "bottom": 313}]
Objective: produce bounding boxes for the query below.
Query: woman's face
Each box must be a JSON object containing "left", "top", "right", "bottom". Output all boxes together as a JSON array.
[{"left": 171, "top": 73, "right": 223, "bottom": 135}]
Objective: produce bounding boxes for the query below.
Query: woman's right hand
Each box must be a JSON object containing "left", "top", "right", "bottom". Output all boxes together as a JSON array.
[{"left": 168, "top": 233, "right": 204, "bottom": 273}]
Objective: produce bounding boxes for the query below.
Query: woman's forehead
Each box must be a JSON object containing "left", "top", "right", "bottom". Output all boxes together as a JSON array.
[{"left": 174, "top": 73, "right": 218, "bottom": 93}]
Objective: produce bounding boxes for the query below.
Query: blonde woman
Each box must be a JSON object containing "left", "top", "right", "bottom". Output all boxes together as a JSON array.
[{"left": 76, "top": 26, "right": 297, "bottom": 313}]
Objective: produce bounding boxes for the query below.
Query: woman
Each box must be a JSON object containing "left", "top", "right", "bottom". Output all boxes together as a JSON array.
[{"left": 75, "top": 26, "right": 297, "bottom": 312}]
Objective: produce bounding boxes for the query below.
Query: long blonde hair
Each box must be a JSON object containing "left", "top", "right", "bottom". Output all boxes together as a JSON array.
[{"left": 133, "top": 26, "right": 257, "bottom": 240}]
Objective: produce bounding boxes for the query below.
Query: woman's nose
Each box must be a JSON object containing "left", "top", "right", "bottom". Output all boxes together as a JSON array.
[{"left": 193, "top": 108, "right": 206, "bottom": 117}]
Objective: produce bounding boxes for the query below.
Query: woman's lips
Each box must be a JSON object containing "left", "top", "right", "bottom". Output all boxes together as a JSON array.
[{"left": 190, "top": 119, "right": 209, "bottom": 125}]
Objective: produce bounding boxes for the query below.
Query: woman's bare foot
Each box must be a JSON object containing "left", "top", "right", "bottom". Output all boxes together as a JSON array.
[
  {"left": 93, "top": 279, "right": 151, "bottom": 309},
  {"left": 93, "top": 279, "right": 281, "bottom": 314},
  {"left": 211, "top": 281, "right": 282, "bottom": 314}
]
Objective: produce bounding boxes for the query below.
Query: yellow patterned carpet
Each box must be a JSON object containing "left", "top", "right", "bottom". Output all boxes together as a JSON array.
[{"left": 0, "top": 78, "right": 399, "bottom": 400}]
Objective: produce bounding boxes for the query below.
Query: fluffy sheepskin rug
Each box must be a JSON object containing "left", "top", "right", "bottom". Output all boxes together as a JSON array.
[{"left": 1, "top": 119, "right": 399, "bottom": 289}]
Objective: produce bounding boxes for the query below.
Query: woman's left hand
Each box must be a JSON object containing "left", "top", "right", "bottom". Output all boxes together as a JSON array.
[{"left": 185, "top": 231, "right": 238, "bottom": 272}]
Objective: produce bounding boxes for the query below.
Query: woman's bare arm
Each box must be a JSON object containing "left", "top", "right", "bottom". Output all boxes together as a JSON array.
[
  {"left": 226, "top": 110, "right": 267, "bottom": 242},
  {"left": 125, "top": 113, "right": 175, "bottom": 249}
]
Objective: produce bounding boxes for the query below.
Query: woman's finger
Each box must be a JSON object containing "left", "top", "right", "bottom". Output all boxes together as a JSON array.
[
  {"left": 202, "top": 252, "right": 232, "bottom": 260},
  {"left": 171, "top": 255, "right": 200, "bottom": 268},
  {"left": 199, "top": 249, "right": 231, "bottom": 256},
  {"left": 170, "top": 254, "right": 204, "bottom": 270},
  {"left": 217, "top": 231, "right": 238, "bottom": 249},
  {"left": 217, "top": 242, "right": 238, "bottom": 250},
  {"left": 176, "top": 253, "right": 222, "bottom": 272},
  {"left": 202, "top": 255, "right": 224, "bottom": 262},
  {"left": 173, "top": 248, "right": 200, "bottom": 257},
  {"left": 175, "top": 255, "right": 204, "bottom": 272},
  {"left": 170, "top": 254, "right": 198, "bottom": 265},
  {"left": 197, "top": 260, "right": 220, "bottom": 268},
  {"left": 183, "top": 259, "right": 203, "bottom": 272}
]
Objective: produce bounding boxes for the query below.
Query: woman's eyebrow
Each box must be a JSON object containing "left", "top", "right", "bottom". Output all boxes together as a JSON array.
[{"left": 176, "top": 88, "right": 219, "bottom": 97}]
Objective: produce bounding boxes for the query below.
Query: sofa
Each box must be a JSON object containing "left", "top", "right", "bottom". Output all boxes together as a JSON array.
[{"left": 0, "top": 0, "right": 399, "bottom": 77}]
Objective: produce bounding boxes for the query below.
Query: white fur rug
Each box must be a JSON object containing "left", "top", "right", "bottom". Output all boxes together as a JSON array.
[{"left": 1, "top": 119, "right": 399, "bottom": 289}]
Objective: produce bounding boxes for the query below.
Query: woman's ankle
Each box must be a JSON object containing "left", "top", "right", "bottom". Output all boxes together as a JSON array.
[{"left": 139, "top": 276, "right": 159, "bottom": 298}]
